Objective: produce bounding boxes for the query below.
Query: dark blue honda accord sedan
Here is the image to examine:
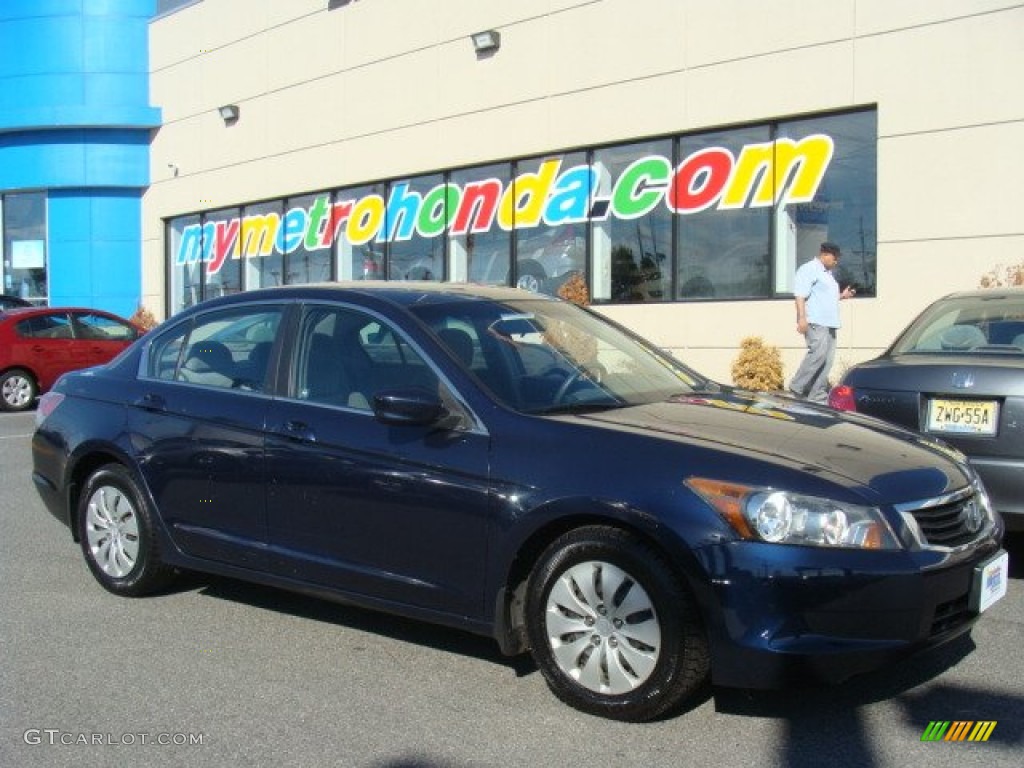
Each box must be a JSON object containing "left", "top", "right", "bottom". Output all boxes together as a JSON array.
[{"left": 32, "top": 283, "right": 1008, "bottom": 721}]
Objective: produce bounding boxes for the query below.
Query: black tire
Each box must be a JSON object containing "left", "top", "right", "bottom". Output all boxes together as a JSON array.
[
  {"left": 0, "top": 368, "right": 37, "bottom": 411},
  {"left": 525, "top": 526, "right": 709, "bottom": 721},
  {"left": 77, "top": 464, "right": 174, "bottom": 596}
]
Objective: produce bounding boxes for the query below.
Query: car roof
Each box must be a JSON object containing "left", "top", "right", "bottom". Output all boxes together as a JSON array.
[
  {"left": 938, "top": 287, "right": 1024, "bottom": 301},
  {"left": 1, "top": 305, "right": 124, "bottom": 315},
  {"left": 189, "top": 281, "right": 557, "bottom": 311},
  {"left": 0, "top": 306, "right": 132, "bottom": 322}
]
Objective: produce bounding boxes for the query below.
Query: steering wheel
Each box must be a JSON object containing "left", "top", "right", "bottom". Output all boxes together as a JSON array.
[
  {"left": 552, "top": 369, "right": 586, "bottom": 404},
  {"left": 551, "top": 363, "right": 607, "bottom": 404}
]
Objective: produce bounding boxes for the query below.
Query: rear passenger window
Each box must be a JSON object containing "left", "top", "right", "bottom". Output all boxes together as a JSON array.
[
  {"left": 146, "top": 306, "right": 282, "bottom": 391},
  {"left": 16, "top": 313, "right": 73, "bottom": 339}
]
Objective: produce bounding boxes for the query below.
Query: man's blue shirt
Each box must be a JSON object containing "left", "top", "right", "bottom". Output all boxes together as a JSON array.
[{"left": 794, "top": 258, "right": 841, "bottom": 328}]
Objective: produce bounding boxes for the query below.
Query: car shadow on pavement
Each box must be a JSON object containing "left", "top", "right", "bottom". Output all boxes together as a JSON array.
[
  {"left": 716, "top": 632, "right": 1023, "bottom": 765},
  {"left": 183, "top": 573, "right": 539, "bottom": 678}
]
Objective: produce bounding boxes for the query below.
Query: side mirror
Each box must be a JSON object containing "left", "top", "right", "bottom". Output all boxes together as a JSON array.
[{"left": 372, "top": 388, "right": 449, "bottom": 427}]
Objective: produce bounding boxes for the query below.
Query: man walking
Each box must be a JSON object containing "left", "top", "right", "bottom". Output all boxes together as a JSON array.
[{"left": 789, "top": 241, "right": 855, "bottom": 403}]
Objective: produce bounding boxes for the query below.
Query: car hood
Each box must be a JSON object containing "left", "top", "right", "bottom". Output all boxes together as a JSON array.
[{"left": 568, "top": 391, "right": 970, "bottom": 503}]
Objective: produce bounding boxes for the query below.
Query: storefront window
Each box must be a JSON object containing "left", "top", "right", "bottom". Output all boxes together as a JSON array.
[
  {"left": 777, "top": 110, "right": 877, "bottom": 296},
  {"left": 2, "top": 192, "right": 48, "bottom": 303},
  {"left": 591, "top": 140, "right": 673, "bottom": 302},
  {"left": 164, "top": 108, "right": 877, "bottom": 313},
  {"left": 335, "top": 182, "right": 387, "bottom": 280},
  {"left": 449, "top": 163, "right": 511, "bottom": 286},
  {"left": 242, "top": 200, "right": 285, "bottom": 290},
  {"left": 168, "top": 214, "right": 201, "bottom": 310},
  {"left": 284, "top": 194, "right": 333, "bottom": 285},
  {"left": 513, "top": 152, "right": 587, "bottom": 295},
  {"left": 204, "top": 207, "right": 241, "bottom": 298},
  {"left": 676, "top": 127, "right": 772, "bottom": 300},
  {"left": 385, "top": 173, "right": 446, "bottom": 282}
]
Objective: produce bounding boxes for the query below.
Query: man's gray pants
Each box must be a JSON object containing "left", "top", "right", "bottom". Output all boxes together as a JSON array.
[{"left": 789, "top": 324, "right": 837, "bottom": 403}]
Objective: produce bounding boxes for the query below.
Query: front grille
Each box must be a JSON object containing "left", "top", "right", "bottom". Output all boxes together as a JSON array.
[
  {"left": 895, "top": 486, "right": 990, "bottom": 550},
  {"left": 909, "top": 497, "right": 979, "bottom": 548}
]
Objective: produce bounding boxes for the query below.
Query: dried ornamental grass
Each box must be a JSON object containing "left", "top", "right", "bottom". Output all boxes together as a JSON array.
[
  {"left": 129, "top": 304, "right": 159, "bottom": 331},
  {"left": 557, "top": 271, "right": 591, "bottom": 307},
  {"left": 979, "top": 262, "right": 1024, "bottom": 288},
  {"left": 731, "top": 336, "right": 784, "bottom": 392}
]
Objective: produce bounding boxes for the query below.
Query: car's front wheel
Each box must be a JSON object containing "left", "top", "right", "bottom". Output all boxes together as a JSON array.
[
  {"left": 0, "top": 368, "right": 37, "bottom": 411},
  {"left": 78, "top": 464, "right": 174, "bottom": 596},
  {"left": 525, "top": 526, "right": 709, "bottom": 721}
]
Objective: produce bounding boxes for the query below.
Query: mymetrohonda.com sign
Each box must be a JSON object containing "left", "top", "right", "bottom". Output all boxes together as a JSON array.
[{"left": 176, "top": 134, "right": 834, "bottom": 276}]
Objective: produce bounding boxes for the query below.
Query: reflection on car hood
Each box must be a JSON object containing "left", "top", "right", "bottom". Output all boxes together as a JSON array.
[{"left": 569, "top": 391, "right": 969, "bottom": 502}]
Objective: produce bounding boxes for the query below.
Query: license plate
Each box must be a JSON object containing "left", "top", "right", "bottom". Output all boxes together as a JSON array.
[
  {"left": 926, "top": 399, "right": 998, "bottom": 436},
  {"left": 970, "top": 550, "right": 1009, "bottom": 613}
]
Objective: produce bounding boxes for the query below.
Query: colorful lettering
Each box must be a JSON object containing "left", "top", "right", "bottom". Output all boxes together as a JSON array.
[{"left": 176, "top": 135, "right": 836, "bottom": 276}]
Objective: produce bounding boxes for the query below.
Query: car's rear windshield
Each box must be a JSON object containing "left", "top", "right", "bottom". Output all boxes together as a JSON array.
[{"left": 891, "top": 294, "right": 1024, "bottom": 356}]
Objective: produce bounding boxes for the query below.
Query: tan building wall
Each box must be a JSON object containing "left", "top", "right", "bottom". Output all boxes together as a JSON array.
[{"left": 145, "top": 0, "right": 1024, "bottom": 382}]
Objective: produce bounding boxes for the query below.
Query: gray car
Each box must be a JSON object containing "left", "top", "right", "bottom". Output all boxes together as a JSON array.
[{"left": 830, "top": 288, "right": 1024, "bottom": 530}]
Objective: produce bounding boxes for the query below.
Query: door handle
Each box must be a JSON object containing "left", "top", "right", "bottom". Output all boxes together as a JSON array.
[
  {"left": 133, "top": 393, "right": 166, "bottom": 411},
  {"left": 280, "top": 420, "right": 316, "bottom": 442}
]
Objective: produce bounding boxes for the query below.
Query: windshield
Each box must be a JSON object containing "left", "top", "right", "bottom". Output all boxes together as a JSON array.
[
  {"left": 890, "top": 293, "right": 1024, "bottom": 356},
  {"left": 409, "top": 297, "right": 710, "bottom": 414}
]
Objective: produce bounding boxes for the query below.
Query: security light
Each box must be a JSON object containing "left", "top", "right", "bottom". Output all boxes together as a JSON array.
[
  {"left": 218, "top": 104, "right": 240, "bottom": 124},
  {"left": 470, "top": 30, "right": 500, "bottom": 55}
]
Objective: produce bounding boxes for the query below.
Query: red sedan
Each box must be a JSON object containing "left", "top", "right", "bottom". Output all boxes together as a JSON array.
[{"left": 0, "top": 306, "right": 142, "bottom": 411}]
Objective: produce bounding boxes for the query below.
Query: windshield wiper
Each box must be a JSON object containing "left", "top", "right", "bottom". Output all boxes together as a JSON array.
[{"left": 531, "top": 401, "right": 624, "bottom": 416}]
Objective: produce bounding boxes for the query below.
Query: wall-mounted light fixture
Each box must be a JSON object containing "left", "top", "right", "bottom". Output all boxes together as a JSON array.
[
  {"left": 218, "top": 104, "right": 240, "bottom": 125},
  {"left": 327, "top": 0, "right": 353, "bottom": 8},
  {"left": 470, "top": 29, "right": 500, "bottom": 56}
]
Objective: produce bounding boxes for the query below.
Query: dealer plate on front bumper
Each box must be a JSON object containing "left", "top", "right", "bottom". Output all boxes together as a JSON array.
[{"left": 970, "top": 550, "right": 1009, "bottom": 613}]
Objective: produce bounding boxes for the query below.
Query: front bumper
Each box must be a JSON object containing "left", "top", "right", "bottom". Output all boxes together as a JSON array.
[{"left": 697, "top": 534, "right": 1005, "bottom": 689}]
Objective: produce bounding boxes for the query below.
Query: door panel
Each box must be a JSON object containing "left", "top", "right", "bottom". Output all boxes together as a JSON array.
[
  {"left": 263, "top": 304, "right": 491, "bottom": 617},
  {"left": 12, "top": 312, "right": 83, "bottom": 389},
  {"left": 130, "top": 304, "right": 284, "bottom": 568},
  {"left": 128, "top": 383, "right": 270, "bottom": 568},
  {"left": 265, "top": 403, "right": 490, "bottom": 615}
]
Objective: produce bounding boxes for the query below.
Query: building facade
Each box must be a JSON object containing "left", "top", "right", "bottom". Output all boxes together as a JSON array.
[
  {"left": 0, "top": 0, "right": 159, "bottom": 318},
  {"left": 17, "top": 0, "right": 1023, "bottom": 383}
]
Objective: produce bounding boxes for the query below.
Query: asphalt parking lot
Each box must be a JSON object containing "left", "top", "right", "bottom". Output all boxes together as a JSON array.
[{"left": 1, "top": 409, "right": 1021, "bottom": 768}]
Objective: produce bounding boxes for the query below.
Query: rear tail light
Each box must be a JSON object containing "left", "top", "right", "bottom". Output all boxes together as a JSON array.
[
  {"left": 35, "top": 391, "right": 65, "bottom": 426},
  {"left": 828, "top": 384, "right": 857, "bottom": 411}
]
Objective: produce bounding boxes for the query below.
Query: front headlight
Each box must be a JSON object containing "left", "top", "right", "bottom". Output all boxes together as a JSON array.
[{"left": 686, "top": 478, "right": 900, "bottom": 550}]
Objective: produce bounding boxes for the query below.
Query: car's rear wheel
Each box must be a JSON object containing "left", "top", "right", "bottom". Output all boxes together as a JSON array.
[
  {"left": 78, "top": 464, "right": 174, "bottom": 596},
  {"left": 525, "top": 526, "right": 709, "bottom": 721},
  {"left": 0, "top": 368, "right": 37, "bottom": 411}
]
